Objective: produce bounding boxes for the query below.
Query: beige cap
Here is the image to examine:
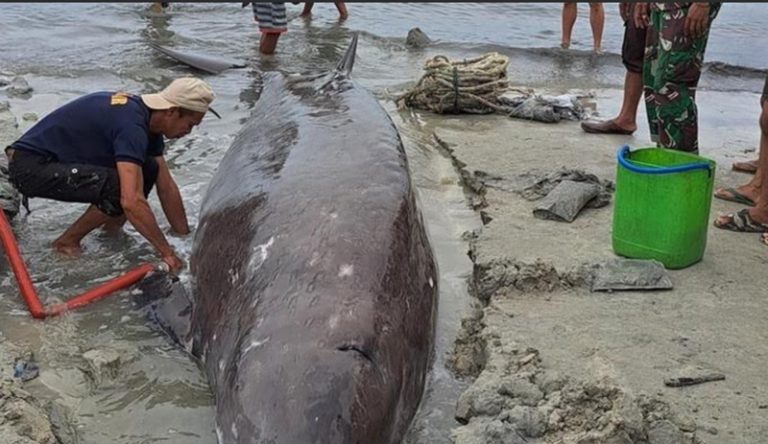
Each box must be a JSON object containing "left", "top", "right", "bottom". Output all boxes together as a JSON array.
[{"left": 141, "top": 77, "right": 221, "bottom": 119}]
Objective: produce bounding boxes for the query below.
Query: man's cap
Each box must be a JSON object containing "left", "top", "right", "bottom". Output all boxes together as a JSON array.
[{"left": 141, "top": 77, "right": 221, "bottom": 119}]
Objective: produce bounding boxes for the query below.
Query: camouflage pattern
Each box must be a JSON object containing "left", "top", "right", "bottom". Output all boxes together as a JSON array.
[{"left": 643, "top": 3, "right": 720, "bottom": 153}]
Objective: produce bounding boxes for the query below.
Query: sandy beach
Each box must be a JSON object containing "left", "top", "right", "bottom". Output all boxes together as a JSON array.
[
  {"left": 0, "top": 3, "right": 766, "bottom": 443},
  {"left": 426, "top": 88, "right": 767, "bottom": 443}
]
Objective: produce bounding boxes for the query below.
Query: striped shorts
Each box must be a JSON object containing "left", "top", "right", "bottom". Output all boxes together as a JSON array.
[{"left": 252, "top": 2, "right": 287, "bottom": 34}]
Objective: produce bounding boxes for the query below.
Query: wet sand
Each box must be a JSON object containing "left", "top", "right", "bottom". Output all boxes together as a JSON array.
[
  {"left": 429, "top": 88, "right": 767, "bottom": 443},
  {"left": 0, "top": 18, "right": 765, "bottom": 441}
]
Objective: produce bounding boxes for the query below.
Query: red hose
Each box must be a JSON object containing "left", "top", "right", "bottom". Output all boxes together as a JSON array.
[{"left": 0, "top": 209, "right": 161, "bottom": 319}]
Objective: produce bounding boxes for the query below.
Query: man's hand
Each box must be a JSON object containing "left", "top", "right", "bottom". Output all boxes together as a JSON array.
[
  {"left": 634, "top": 3, "right": 650, "bottom": 29},
  {"left": 685, "top": 3, "right": 711, "bottom": 38},
  {"left": 116, "top": 161, "right": 176, "bottom": 262},
  {"left": 161, "top": 252, "right": 185, "bottom": 274}
]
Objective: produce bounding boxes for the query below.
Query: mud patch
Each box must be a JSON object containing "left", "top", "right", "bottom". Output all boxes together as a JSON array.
[
  {"left": 469, "top": 257, "right": 579, "bottom": 303},
  {"left": 0, "top": 380, "right": 66, "bottom": 444},
  {"left": 448, "top": 308, "right": 487, "bottom": 379},
  {"left": 452, "top": 344, "right": 701, "bottom": 444}
]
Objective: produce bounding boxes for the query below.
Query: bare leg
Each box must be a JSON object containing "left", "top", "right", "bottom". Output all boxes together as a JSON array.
[
  {"left": 561, "top": 3, "right": 577, "bottom": 49},
  {"left": 300, "top": 2, "right": 313, "bottom": 17},
  {"left": 581, "top": 70, "right": 643, "bottom": 134},
  {"left": 589, "top": 3, "right": 605, "bottom": 53},
  {"left": 260, "top": 33, "right": 280, "bottom": 55},
  {"left": 757, "top": 103, "right": 768, "bottom": 244},
  {"left": 52, "top": 205, "right": 114, "bottom": 255},
  {"left": 335, "top": 2, "right": 348, "bottom": 20},
  {"left": 754, "top": 102, "right": 768, "bottom": 213},
  {"left": 614, "top": 70, "right": 643, "bottom": 131},
  {"left": 716, "top": 101, "right": 768, "bottom": 231},
  {"left": 714, "top": 104, "right": 766, "bottom": 205}
]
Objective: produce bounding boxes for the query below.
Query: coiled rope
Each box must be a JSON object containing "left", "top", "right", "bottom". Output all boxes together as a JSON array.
[{"left": 396, "top": 53, "right": 526, "bottom": 114}]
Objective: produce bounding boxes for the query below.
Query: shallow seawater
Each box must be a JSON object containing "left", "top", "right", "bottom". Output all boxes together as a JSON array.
[{"left": 0, "top": 3, "right": 764, "bottom": 443}]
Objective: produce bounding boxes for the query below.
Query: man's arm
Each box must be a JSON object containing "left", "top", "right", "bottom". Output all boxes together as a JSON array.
[
  {"left": 116, "top": 161, "right": 182, "bottom": 269},
  {"left": 154, "top": 156, "right": 190, "bottom": 235}
]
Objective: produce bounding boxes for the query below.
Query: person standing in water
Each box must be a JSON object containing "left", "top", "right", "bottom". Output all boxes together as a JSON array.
[{"left": 561, "top": 2, "right": 605, "bottom": 53}]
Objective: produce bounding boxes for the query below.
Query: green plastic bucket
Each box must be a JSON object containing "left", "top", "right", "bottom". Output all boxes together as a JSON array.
[{"left": 612, "top": 145, "right": 716, "bottom": 269}]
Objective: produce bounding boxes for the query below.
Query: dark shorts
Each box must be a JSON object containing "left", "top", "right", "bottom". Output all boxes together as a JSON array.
[
  {"left": 762, "top": 73, "right": 768, "bottom": 105},
  {"left": 8, "top": 149, "right": 158, "bottom": 217},
  {"left": 621, "top": 7, "right": 647, "bottom": 74}
]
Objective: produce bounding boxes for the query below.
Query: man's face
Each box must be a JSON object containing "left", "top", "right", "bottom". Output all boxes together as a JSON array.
[{"left": 164, "top": 108, "right": 205, "bottom": 139}]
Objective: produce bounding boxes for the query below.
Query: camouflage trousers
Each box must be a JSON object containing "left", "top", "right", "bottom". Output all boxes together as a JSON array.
[{"left": 643, "top": 5, "right": 719, "bottom": 153}]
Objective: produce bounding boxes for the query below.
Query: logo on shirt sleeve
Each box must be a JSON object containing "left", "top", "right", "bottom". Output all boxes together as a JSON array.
[{"left": 110, "top": 92, "right": 129, "bottom": 106}]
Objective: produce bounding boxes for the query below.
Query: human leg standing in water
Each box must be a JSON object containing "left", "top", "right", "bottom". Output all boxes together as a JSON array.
[
  {"left": 251, "top": 2, "right": 288, "bottom": 55},
  {"left": 300, "top": 2, "right": 348, "bottom": 20},
  {"left": 560, "top": 3, "right": 577, "bottom": 49},
  {"left": 588, "top": 2, "right": 605, "bottom": 53},
  {"left": 561, "top": 2, "right": 604, "bottom": 53}
]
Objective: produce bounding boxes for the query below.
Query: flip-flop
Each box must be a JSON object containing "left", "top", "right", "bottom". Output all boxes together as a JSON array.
[
  {"left": 580, "top": 119, "right": 634, "bottom": 135},
  {"left": 713, "top": 187, "right": 755, "bottom": 206},
  {"left": 732, "top": 159, "right": 759, "bottom": 174},
  {"left": 714, "top": 208, "right": 768, "bottom": 233}
]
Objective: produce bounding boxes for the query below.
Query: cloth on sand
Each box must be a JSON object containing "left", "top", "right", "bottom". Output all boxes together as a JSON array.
[
  {"left": 588, "top": 259, "right": 673, "bottom": 292},
  {"left": 499, "top": 93, "right": 588, "bottom": 123},
  {"left": 533, "top": 180, "right": 599, "bottom": 222},
  {"left": 520, "top": 168, "right": 615, "bottom": 209}
]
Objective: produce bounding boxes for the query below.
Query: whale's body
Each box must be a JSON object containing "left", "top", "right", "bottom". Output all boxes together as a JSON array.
[{"left": 188, "top": 36, "right": 438, "bottom": 443}]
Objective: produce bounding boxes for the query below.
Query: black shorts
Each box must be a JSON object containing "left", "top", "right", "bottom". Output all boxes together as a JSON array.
[
  {"left": 8, "top": 149, "right": 158, "bottom": 217},
  {"left": 621, "top": 6, "right": 647, "bottom": 74},
  {"left": 762, "top": 73, "right": 768, "bottom": 105}
]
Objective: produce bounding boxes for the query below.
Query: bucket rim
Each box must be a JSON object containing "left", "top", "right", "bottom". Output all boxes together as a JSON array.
[{"left": 616, "top": 145, "right": 714, "bottom": 175}]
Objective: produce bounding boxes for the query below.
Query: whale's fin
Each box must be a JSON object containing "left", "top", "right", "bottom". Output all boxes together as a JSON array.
[{"left": 334, "top": 33, "right": 358, "bottom": 76}]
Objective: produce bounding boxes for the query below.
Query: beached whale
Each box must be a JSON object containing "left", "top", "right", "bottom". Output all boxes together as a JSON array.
[{"left": 141, "top": 34, "right": 438, "bottom": 443}]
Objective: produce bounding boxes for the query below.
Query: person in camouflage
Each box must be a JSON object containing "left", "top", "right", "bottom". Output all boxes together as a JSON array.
[{"left": 634, "top": 2, "right": 720, "bottom": 153}]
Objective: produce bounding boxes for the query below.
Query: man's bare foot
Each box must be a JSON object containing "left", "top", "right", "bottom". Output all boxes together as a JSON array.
[
  {"left": 581, "top": 118, "right": 636, "bottom": 135},
  {"left": 560, "top": 41, "right": 570, "bottom": 50},
  {"left": 52, "top": 240, "right": 82, "bottom": 257},
  {"left": 714, "top": 206, "right": 768, "bottom": 230},
  {"left": 732, "top": 159, "right": 759, "bottom": 174}
]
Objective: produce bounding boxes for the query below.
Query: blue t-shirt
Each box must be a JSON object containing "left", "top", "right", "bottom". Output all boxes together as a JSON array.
[{"left": 11, "top": 91, "right": 164, "bottom": 167}]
